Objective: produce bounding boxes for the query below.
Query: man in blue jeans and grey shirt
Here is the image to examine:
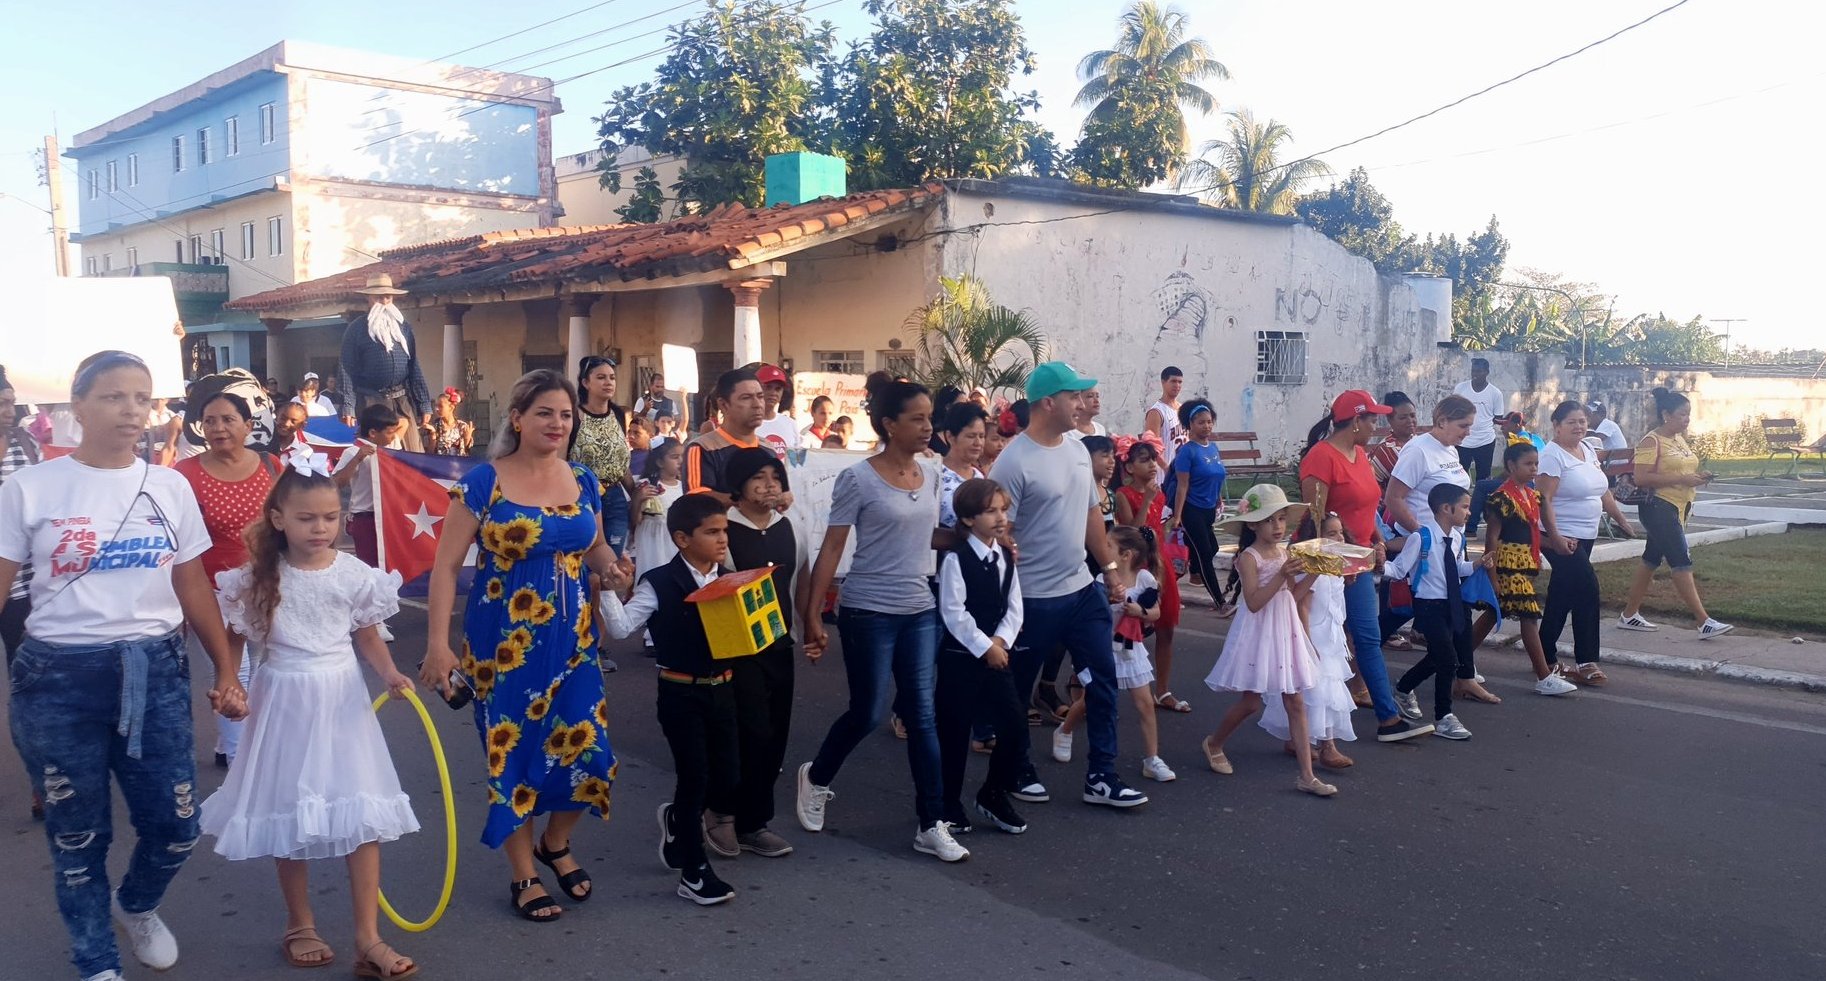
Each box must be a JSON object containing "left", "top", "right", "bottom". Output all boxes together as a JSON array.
[{"left": 989, "top": 362, "right": 1149, "bottom": 809}]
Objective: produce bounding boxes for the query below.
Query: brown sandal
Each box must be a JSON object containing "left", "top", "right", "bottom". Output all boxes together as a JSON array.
[
  {"left": 1455, "top": 682, "right": 1503, "bottom": 704},
  {"left": 354, "top": 940, "right": 417, "bottom": 980},
  {"left": 1576, "top": 664, "right": 1608, "bottom": 686},
  {"left": 280, "top": 926, "right": 334, "bottom": 968}
]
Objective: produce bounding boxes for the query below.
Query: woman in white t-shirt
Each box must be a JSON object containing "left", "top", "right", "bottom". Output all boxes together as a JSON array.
[
  {"left": 1535, "top": 400, "right": 1635, "bottom": 685},
  {"left": 1383, "top": 395, "right": 1477, "bottom": 535},
  {"left": 0, "top": 350, "right": 248, "bottom": 980}
]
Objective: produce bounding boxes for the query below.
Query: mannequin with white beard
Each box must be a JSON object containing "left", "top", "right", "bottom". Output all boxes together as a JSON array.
[{"left": 335, "top": 273, "right": 432, "bottom": 452}]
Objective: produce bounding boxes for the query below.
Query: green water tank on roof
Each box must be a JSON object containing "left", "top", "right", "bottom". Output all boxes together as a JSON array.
[{"left": 765, "top": 152, "right": 847, "bottom": 206}]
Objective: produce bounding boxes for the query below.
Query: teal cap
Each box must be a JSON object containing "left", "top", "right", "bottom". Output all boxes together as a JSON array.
[{"left": 1025, "top": 361, "right": 1097, "bottom": 402}]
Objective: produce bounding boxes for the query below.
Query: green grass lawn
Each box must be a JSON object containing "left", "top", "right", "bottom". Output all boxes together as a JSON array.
[
  {"left": 1694, "top": 455, "right": 1825, "bottom": 479},
  {"left": 1583, "top": 528, "right": 1826, "bottom": 638}
]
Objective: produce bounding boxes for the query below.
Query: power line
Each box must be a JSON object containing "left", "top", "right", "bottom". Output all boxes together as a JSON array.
[{"left": 1181, "top": 0, "right": 1697, "bottom": 198}]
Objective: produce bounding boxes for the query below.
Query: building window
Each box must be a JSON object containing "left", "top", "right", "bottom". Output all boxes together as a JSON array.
[
  {"left": 85, "top": 256, "right": 98, "bottom": 275},
  {"left": 241, "top": 221, "right": 256, "bottom": 260},
  {"left": 878, "top": 350, "right": 916, "bottom": 379},
  {"left": 225, "top": 116, "right": 239, "bottom": 156},
  {"left": 126, "top": 246, "right": 138, "bottom": 268},
  {"left": 189, "top": 235, "right": 204, "bottom": 263},
  {"left": 101, "top": 254, "right": 112, "bottom": 272},
  {"left": 210, "top": 228, "right": 225, "bottom": 259},
  {"left": 260, "top": 103, "right": 277, "bottom": 144},
  {"left": 1254, "top": 330, "right": 1308, "bottom": 385},
  {"left": 172, "top": 135, "right": 185, "bottom": 173},
  {"left": 174, "top": 239, "right": 185, "bottom": 262},
  {"left": 812, "top": 350, "right": 864, "bottom": 375},
  {"left": 127, "top": 153, "right": 139, "bottom": 187},
  {"left": 267, "top": 216, "right": 283, "bottom": 256},
  {"left": 106, "top": 161, "right": 118, "bottom": 193},
  {"left": 197, "top": 127, "right": 211, "bottom": 166},
  {"left": 86, "top": 169, "right": 98, "bottom": 200}
]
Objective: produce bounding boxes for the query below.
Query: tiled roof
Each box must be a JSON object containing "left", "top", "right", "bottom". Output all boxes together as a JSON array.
[{"left": 226, "top": 183, "right": 944, "bottom": 313}]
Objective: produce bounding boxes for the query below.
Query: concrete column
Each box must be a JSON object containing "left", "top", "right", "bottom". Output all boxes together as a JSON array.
[
  {"left": 442, "top": 304, "right": 470, "bottom": 395},
  {"left": 726, "top": 279, "right": 773, "bottom": 367},
  {"left": 566, "top": 295, "right": 596, "bottom": 373},
  {"left": 261, "top": 318, "right": 291, "bottom": 384}
]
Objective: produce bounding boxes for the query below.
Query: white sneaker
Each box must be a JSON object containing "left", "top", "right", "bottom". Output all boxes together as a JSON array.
[
  {"left": 1394, "top": 689, "right": 1422, "bottom": 721},
  {"left": 1050, "top": 725, "right": 1072, "bottom": 763},
  {"left": 912, "top": 822, "right": 970, "bottom": 862},
  {"left": 1534, "top": 673, "right": 1578, "bottom": 696},
  {"left": 113, "top": 894, "right": 178, "bottom": 970},
  {"left": 1617, "top": 613, "right": 1659, "bottom": 632},
  {"left": 1141, "top": 756, "right": 1177, "bottom": 782},
  {"left": 1432, "top": 713, "right": 1473, "bottom": 740},
  {"left": 794, "top": 763, "right": 834, "bottom": 833},
  {"left": 1698, "top": 619, "right": 1735, "bottom": 640},
  {"left": 83, "top": 973, "right": 126, "bottom": 981}
]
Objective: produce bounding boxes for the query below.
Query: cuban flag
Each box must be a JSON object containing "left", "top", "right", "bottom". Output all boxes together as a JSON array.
[{"left": 372, "top": 448, "right": 481, "bottom": 585}]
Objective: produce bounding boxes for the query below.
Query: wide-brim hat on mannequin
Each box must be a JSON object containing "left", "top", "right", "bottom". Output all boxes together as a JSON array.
[{"left": 355, "top": 273, "right": 408, "bottom": 296}]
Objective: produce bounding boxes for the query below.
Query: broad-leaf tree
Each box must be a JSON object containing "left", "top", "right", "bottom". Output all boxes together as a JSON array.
[
  {"left": 1294, "top": 167, "right": 1417, "bottom": 273},
  {"left": 1071, "top": 1, "right": 1227, "bottom": 188},
  {"left": 614, "top": 166, "right": 666, "bottom": 223},
  {"left": 839, "top": 0, "right": 1046, "bottom": 190},
  {"left": 593, "top": 0, "right": 837, "bottom": 212},
  {"left": 906, "top": 275, "right": 1048, "bottom": 395},
  {"left": 1178, "top": 109, "right": 1332, "bottom": 213}
]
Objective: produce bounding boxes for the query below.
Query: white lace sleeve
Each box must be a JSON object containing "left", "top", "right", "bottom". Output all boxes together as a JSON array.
[
  {"left": 348, "top": 560, "right": 403, "bottom": 630},
  {"left": 215, "top": 566, "right": 259, "bottom": 639}
]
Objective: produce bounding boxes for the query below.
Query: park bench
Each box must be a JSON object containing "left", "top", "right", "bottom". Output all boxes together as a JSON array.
[
  {"left": 1760, "top": 418, "right": 1825, "bottom": 478},
  {"left": 1213, "top": 431, "right": 1285, "bottom": 500}
]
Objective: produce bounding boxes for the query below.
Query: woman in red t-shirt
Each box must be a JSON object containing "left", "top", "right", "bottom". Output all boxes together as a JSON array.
[
  {"left": 1112, "top": 436, "right": 1190, "bottom": 713},
  {"left": 173, "top": 392, "right": 276, "bottom": 766},
  {"left": 1298, "top": 391, "right": 1429, "bottom": 744}
]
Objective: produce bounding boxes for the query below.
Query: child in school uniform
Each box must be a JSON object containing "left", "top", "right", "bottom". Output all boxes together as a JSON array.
[
  {"left": 1388, "top": 483, "right": 1479, "bottom": 741},
  {"left": 598, "top": 495, "right": 741, "bottom": 906},
  {"left": 935, "top": 478, "right": 1031, "bottom": 835}
]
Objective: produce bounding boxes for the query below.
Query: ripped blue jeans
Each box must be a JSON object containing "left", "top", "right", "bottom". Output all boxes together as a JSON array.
[{"left": 10, "top": 632, "right": 200, "bottom": 979}]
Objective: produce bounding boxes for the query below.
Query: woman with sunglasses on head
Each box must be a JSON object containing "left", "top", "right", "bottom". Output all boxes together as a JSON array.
[{"left": 0, "top": 350, "right": 248, "bottom": 981}]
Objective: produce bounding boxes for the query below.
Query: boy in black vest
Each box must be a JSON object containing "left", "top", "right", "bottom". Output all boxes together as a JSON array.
[
  {"left": 703, "top": 448, "right": 812, "bottom": 859},
  {"left": 935, "top": 478, "right": 1030, "bottom": 834},
  {"left": 598, "top": 494, "right": 741, "bottom": 905}
]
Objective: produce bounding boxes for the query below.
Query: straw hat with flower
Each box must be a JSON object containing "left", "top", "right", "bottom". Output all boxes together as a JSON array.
[{"left": 1218, "top": 483, "right": 1308, "bottom": 535}]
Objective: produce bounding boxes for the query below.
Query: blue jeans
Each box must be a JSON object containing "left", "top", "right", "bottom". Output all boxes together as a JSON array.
[
  {"left": 1012, "top": 583, "right": 1119, "bottom": 776},
  {"left": 1343, "top": 572, "right": 1400, "bottom": 723},
  {"left": 808, "top": 607, "right": 944, "bottom": 827},
  {"left": 602, "top": 483, "right": 630, "bottom": 557},
  {"left": 10, "top": 632, "right": 201, "bottom": 979}
]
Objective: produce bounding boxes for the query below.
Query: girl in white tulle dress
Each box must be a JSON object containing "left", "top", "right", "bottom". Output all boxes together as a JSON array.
[
  {"left": 199, "top": 453, "right": 420, "bottom": 979},
  {"left": 1261, "top": 513, "right": 1358, "bottom": 769},
  {"left": 1200, "top": 484, "right": 1337, "bottom": 798}
]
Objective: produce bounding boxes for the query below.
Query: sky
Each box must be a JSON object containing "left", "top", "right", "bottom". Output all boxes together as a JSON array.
[{"left": 1, "top": 0, "right": 1819, "bottom": 353}]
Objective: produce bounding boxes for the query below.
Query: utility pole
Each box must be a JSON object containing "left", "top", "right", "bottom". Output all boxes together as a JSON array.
[
  {"left": 1708, "top": 318, "right": 1746, "bottom": 367},
  {"left": 40, "top": 134, "right": 71, "bottom": 277}
]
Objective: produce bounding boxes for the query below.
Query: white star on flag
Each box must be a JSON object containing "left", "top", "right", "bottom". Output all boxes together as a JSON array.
[{"left": 404, "top": 502, "right": 443, "bottom": 539}]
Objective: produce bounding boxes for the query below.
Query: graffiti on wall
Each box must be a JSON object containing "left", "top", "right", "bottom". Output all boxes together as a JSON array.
[{"left": 1146, "top": 272, "right": 1213, "bottom": 397}]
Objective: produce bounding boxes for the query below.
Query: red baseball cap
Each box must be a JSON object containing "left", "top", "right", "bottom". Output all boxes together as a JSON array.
[
  {"left": 1330, "top": 389, "right": 1394, "bottom": 423},
  {"left": 756, "top": 364, "right": 788, "bottom": 386}
]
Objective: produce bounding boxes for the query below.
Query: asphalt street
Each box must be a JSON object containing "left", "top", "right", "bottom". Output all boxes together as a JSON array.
[{"left": 1, "top": 600, "right": 1821, "bottom": 981}]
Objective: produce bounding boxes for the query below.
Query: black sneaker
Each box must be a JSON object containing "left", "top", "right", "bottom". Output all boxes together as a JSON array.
[
  {"left": 677, "top": 863, "right": 735, "bottom": 906},
  {"left": 1376, "top": 719, "right": 1436, "bottom": 743},
  {"left": 658, "top": 802, "right": 686, "bottom": 871},
  {"left": 1009, "top": 767, "right": 1050, "bottom": 803},
  {"left": 943, "top": 807, "right": 975, "bottom": 835},
  {"left": 1082, "top": 772, "right": 1148, "bottom": 808},
  {"left": 975, "top": 791, "right": 1028, "bottom": 834}
]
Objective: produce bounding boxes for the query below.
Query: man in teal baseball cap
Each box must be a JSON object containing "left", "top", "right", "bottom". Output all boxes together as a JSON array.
[{"left": 1025, "top": 361, "right": 1098, "bottom": 402}]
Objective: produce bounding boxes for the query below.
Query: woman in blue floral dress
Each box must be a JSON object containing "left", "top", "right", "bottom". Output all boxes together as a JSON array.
[{"left": 422, "top": 370, "right": 620, "bottom": 923}]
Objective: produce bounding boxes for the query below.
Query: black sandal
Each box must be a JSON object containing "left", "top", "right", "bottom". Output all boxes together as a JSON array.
[
  {"left": 532, "top": 840, "right": 593, "bottom": 902},
  {"left": 510, "top": 877, "right": 562, "bottom": 921}
]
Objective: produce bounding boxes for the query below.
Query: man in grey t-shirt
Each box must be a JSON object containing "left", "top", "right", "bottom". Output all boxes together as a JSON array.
[{"left": 989, "top": 362, "right": 1148, "bottom": 810}]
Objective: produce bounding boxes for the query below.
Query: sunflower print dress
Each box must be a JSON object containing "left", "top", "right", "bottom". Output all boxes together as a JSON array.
[
  {"left": 452, "top": 462, "right": 617, "bottom": 848},
  {"left": 1487, "top": 485, "right": 1545, "bottom": 620}
]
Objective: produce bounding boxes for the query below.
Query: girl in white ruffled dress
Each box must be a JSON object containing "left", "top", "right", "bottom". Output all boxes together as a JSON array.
[
  {"left": 1260, "top": 512, "right": 1358, "bottom": 770},
  {"left": 200, "top": 452, "right": 421, "bottom": 979},
  {"left": 1200, "top": 484, "right": 1337, "bottom": 797}
]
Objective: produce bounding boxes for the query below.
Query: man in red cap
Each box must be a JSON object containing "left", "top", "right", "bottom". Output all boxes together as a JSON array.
[{"left": 753, "top": 364, "right": 800, "bottom": 459}]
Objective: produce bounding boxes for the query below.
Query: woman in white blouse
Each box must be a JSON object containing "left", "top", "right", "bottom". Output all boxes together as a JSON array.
[{"left": 1535, "top": 401, "right": 1635, "bottom": 685}]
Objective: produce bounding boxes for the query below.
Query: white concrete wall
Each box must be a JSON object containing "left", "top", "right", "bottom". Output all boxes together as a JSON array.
[{"left": 554, "top": 148, "right": 686, "bottom": 227}]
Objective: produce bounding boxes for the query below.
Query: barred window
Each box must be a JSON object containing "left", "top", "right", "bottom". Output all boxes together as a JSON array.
[
  {"left": 1255, "top": 330, "right": 1308, "bottom": 385},
  {"left": 813, "top": 350, "right": 863, "bottom": 375},
  {"left": 878, "top": 350, "right": 916, "bottom": 379}
]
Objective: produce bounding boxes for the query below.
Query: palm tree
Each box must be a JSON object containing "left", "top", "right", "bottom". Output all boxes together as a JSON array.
[
  {"left": 1073, "top": 2, "right": 1228, "bottom": 174},
  {"left": 906, "top": 276, "right": 1048, "bottom": 396},
  {"left": 1178, "top": 109, "right": 1333, "bottom": 214}
]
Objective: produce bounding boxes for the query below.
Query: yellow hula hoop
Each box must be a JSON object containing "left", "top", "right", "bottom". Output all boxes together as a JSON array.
[{"left": 370, "top": 688, "right": 458, "bottom": 933}]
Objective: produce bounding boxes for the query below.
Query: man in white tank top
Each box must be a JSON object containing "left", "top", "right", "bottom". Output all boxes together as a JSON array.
[{"left": 1143, "top": 366, "right": 1185, "bottom": 473}]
